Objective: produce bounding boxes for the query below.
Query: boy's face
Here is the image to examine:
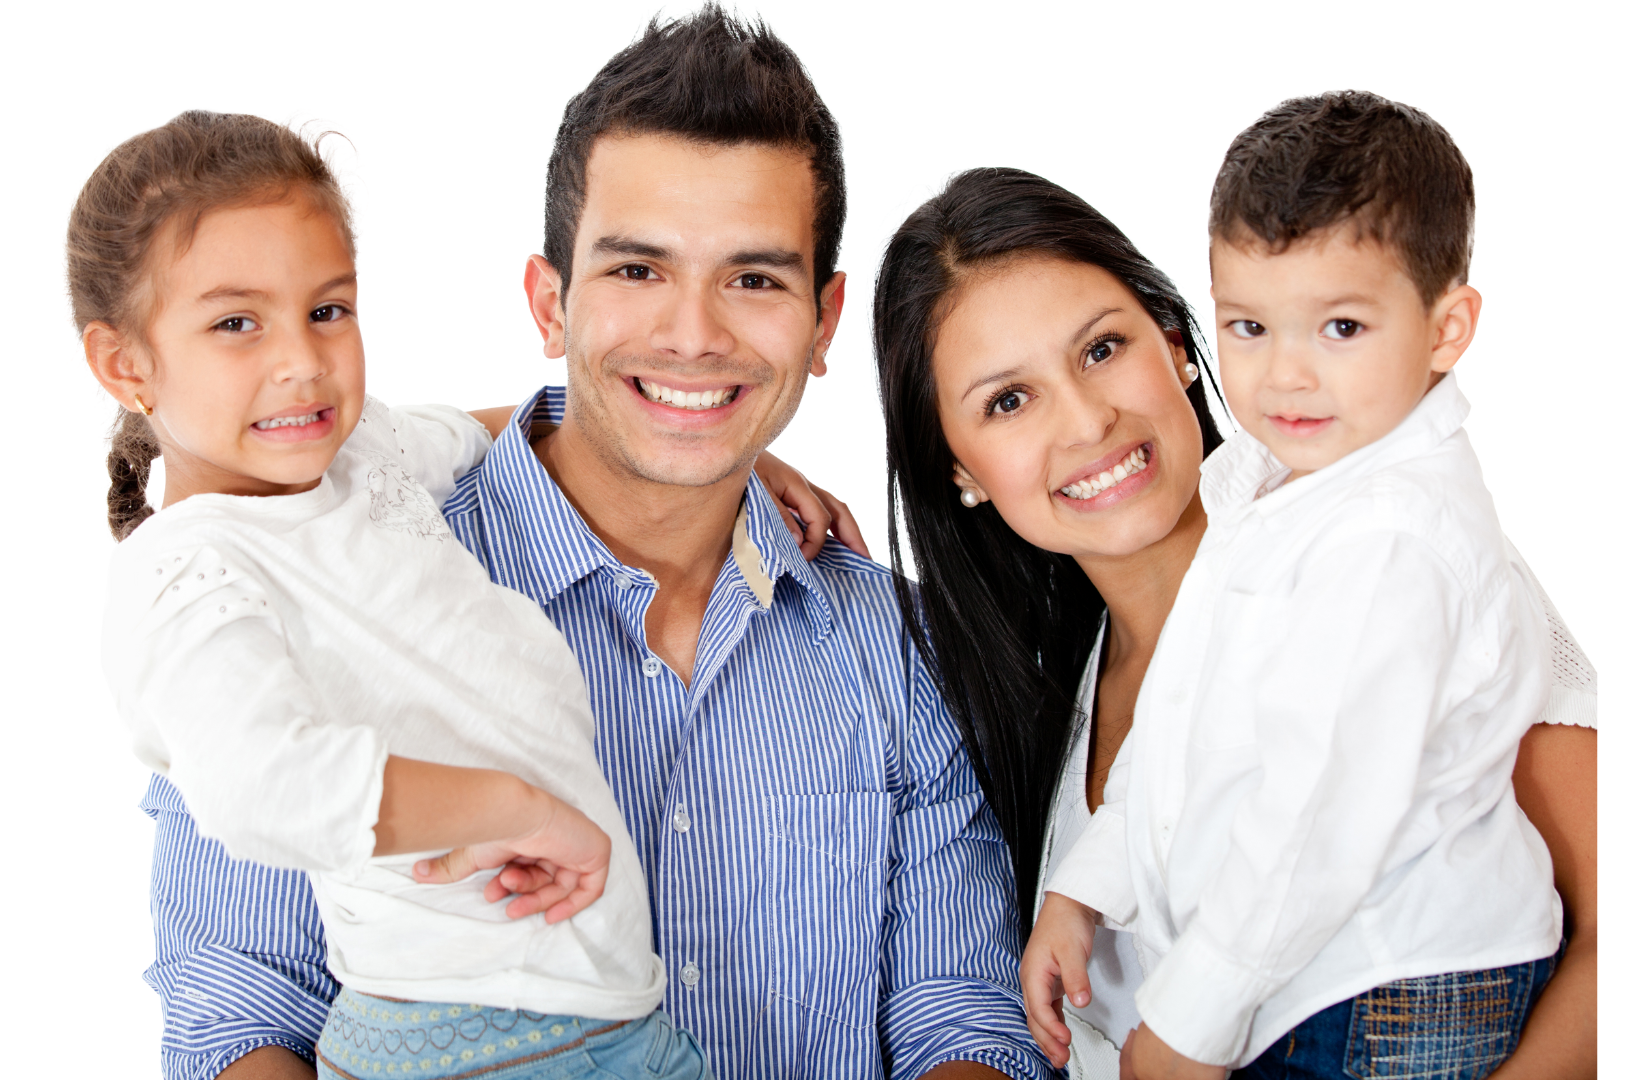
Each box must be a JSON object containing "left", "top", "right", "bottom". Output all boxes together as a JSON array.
[{"left": 1211, "top": 231, "right": 1470, "bottom": 480}]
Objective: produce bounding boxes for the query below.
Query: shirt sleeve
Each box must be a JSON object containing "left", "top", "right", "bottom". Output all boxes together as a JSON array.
[
  {"left": 386, "top": 401, "right": 494, "bottom": 507},
  {"left": 1134, "top": 531, "right": 1546, "bottom": 1065},
  {"left": 142, "top": 774, "right": 336, "bottom": 1080},
  {"left": 112, "top": 544, "right": 388, "bottom": 870},
  {"left": 877, "top": 654, "right": 1058, "bottom": 1080},
  {"left": 1504, "top": 536, "right": 1597, "bottom": 729},
  {"left": 1044, "top": 751, "right": 1135, "bottom": 927}
]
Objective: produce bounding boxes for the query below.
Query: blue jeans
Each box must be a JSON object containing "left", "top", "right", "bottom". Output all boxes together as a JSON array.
[
  {"left": 315, "top": 988, "right": 712, "bottom": 1080},
  {"left": 1233, "top": 945, "right": 1561, "bottom": 1080}
]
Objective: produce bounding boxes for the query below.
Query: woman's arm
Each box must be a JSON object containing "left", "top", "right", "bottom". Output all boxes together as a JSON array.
[{"left": 1489, "top": 722, "right": 1596, "bottom": 1079}]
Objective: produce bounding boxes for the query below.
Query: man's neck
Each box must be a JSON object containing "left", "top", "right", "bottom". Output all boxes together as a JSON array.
[{"left": 530, "top": 411, "right": 748, "bottom": 686}]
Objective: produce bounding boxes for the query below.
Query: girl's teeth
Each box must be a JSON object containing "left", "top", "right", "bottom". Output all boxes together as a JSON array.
[
  {"left": 255, "top": 412, "right": 320, "bottom": 430},
  {"left": 639, "top": 380, "right": 738, "bottom": 410}
]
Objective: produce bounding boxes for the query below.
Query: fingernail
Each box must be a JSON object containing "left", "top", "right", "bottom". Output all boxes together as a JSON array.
[
  {"left": 1072, "top": 991, "right": 1090, "bottom": 1007},
  {"left": 413, "top": 860, "right": 429, "bottom": 876}
]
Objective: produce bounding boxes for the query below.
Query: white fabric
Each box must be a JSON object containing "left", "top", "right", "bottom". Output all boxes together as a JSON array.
[
  {"left": 103, "top": 397, "right": 666, "bottom": 1019},
  {"left": 1044, "top": 374, "right": 1563, "bottom": 1067}
]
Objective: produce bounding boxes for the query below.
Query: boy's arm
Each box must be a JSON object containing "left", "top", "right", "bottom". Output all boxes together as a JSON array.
[{"left": 467, "top": 405, "right": 516, "bottom": 441}]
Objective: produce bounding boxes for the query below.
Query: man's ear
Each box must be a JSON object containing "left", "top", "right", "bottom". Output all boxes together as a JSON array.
[
  {"left": 1429, "top": 284, "right": 1482, "bottom": 374},
  {"left": 810, "top": 271, "right": 847, "bottom": 378},
  {"left": 84, "top": 321, "right": 154, "bottom": 413},
  {"left": 523, "top": 255, "right": 568, "bottom": 360}
]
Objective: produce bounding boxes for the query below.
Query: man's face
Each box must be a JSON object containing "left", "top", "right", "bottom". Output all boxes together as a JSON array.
[{"left": 547, "top": 134, "right": 841, "bottom": 488}]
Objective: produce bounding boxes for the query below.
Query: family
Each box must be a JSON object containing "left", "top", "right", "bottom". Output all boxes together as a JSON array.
[{"left": 75, "top": 7, "right": 1596, "bottom": 1080}]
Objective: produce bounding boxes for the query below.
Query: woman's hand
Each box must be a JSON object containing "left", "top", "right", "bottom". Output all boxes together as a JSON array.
[
  {"left": 1122, "top": 1024, "right": 1227, "bottom": 1080},
  {"left": 412, "top": 791, "right": 610, "bottom": 923},
  {"left": 754, "top": 451, "right": 870, "bottom": 560},
  {"left": 1020, "top": 891, "right": 1100, "bottom": 1068}
]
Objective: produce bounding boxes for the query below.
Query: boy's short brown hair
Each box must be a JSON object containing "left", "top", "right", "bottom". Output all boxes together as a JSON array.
[{"left": 1209, "top": 90, "right": 1474, "bottom": 306}]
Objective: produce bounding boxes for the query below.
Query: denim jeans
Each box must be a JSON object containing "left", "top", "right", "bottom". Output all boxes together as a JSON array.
[
  {"left": 315, "top": 988, "right": 712, "bottom": 1080},
  {"left": 1232, "top": 944, "right": 1561, "bottom": 1080}
]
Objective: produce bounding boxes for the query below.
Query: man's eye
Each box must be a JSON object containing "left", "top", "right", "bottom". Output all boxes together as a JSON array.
[
  {"left": 1228, "top": 320, "right": 1266, "bottom": 338},
  {"left": 736, "top": 273, "right": 774, "bottom": 290},
  {"left": 310, "top": 305, "right": 349, "bottom": 323},
  {"left": 617, "top": 265, "right": 652, "bottom": 281},
  {"left": 1322, "top": 318, "right": 1362, "bottom": 339},
  {"left": 213, "top": 316, "right": 260, "bottom": 334}
]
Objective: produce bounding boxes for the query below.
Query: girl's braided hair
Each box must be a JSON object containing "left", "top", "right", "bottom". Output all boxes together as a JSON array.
[{"left": 67, "top": 111, "right": 353, "bottom": 539}]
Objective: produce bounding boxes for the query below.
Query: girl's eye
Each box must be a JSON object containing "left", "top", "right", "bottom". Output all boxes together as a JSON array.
[
  {"left": 213, "top": 316, "right": 260, "bottom": 334},
  {"left": 617, "top": 265, "right": 652, "bottom": 281},
  {"left": 1322, "top": 318, "right": 1362, "bottom": 339},
  {"left": 310, "top": 304, "right": 350, "bottom": 323},
  {"left": 1228, "top": 320, "right": 1266, "bottom": 338},
  {"left": 987, "top": 388, "right": 1033, "bottom": 416}
]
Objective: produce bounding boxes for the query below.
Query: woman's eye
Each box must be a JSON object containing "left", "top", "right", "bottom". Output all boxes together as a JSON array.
[
  {"left": 1322, "top": 318, "right": 1362, "bottom": 339},
  {"left": 1086, "top": 340, "right": 1117, "bottom": 365},
  {"left": 989, "top": 389, "right": 1033, "bottom": 415},
  {"left": 617, "top": 265, "right": 652, "bottom": 281},
  {"left": 310, "top": 304, "right": 350, "bottom": 323},
  {"left": 213, "top": 316, "right": 260, "bottom": 334},
  {"left": 1228, "top": 320, "right": 1266, "bottom": 338}
]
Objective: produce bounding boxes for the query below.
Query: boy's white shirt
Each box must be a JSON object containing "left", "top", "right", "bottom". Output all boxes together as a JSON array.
[
  {"left": 102, "top": 397, "right": 666, "bottom": 1019},
  {"left": 1045, "top": 373, "right": 1562, "bottom": 1067}
]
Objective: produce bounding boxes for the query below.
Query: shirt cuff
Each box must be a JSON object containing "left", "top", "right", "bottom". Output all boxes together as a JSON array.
[
  {"left": 1134, "top": 928, "right": 1269, "bottom": 1066},
  {"left": 1540, "top": 686, "right": 1596, "bottom": 728},
  {"left": 1043, "top": 811, "right": 1136, "bottom": 926}
]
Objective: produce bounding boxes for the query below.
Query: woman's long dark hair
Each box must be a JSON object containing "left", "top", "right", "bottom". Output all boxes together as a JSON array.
[{"left": 874, "top": 168, "right": 1225, "bottom": 921}]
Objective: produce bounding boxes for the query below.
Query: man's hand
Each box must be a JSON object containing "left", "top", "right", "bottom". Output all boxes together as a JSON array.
[
  {"left": 1020, "top": 891, "right": 1099, "bottom": 1068},
  {"left": 1122, "top": 1024, "right": 1227, "bottom": 1080},
  {"left": 754, "top": 450, "right": 870, "bottom": 560},
  {"left": 413, "top": 794, "right": 610, "bottom": 922}
]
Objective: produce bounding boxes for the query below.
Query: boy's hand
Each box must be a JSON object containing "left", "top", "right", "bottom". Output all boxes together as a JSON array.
[
  {"left": 1020, "top": 891, "right": 1100, "bottom": 1068},
  {"left": 754, "top": 451, "right": 870, "bottom": 560},
  {"left": 1123, "top": 1024, "right": 1228, "bottom": 1080},
  {"left": 413, "top": 794, "right": 610, "bottom": 923}
]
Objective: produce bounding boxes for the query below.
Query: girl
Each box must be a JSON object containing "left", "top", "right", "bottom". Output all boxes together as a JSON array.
[
  {"left": 76, "top": 110, "right": 724, "bottom": 1080},
  {"left": 869, "top": 168, "right": 1596, "bottom": 1079}
]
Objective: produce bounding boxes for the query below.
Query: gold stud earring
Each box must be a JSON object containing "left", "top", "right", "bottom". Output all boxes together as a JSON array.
[{"left": 133, "top": 394, "right": 154, "bottom": 416}]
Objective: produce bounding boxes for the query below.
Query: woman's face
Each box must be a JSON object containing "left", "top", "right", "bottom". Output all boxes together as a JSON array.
[{"left": 933, "top": 256, "right": 1204, "bottom": 561}]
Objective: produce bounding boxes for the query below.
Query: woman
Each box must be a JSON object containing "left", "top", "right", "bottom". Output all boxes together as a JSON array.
[{"left": 872, "top": 168, "right": 1596, "bottom": 1079}]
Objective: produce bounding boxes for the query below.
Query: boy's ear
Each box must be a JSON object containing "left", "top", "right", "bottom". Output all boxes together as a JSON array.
[
  {"left": 1429, "top": 284, "right": 1482, "bottom": 374},
  {"left": 523, "top": 255, "right": 568, "bottom": 360},
  {"left": 83, "top": 321, "right": 154, "bottom": 413}
]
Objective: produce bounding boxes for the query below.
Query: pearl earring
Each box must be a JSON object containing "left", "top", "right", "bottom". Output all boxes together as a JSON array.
[
  {"left": 1183, "top": 362, "right": 1199, "bottom": 383},
  {"left": 960, "top": 489, "right": 980, "bottom": 508}
]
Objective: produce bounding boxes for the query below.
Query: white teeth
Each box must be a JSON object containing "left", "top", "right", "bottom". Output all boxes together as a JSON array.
[
  {"left": 637, "top": 379, "right": 739, "bottom": 411},
  {"left": 1061, "top": 445, "right": 1149, "bottom": 500},
  {"left": 254, "top": 412, "right": 321, "bottom": 430}
]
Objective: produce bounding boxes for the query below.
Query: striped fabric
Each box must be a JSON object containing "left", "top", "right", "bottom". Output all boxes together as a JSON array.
[{"left": 142, "top": 385, "right": 1051, "bottom": 1080}]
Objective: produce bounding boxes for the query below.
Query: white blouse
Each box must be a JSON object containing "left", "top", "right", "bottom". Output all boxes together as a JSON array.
[{"left": 1037, "top": 383, "right": 1597, "bottom": 1076}]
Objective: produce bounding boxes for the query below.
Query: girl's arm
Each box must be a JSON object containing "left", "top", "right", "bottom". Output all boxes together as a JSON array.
[
  {"left": 754, "top": 450, "right": 870, "bottom": 559},
  {"left": 1489, "top": 723, "right": 1596, "bottom": 1079},
  {"left": 467, "top": 406, "right": 516, "bottom": 440}
]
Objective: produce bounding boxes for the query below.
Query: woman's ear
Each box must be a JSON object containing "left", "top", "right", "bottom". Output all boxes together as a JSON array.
[
  {"left": 84, "top": 321, "right": 154, "bottom": 413},
  {"left": 952, "top": 462, "right": 987, "bottom": 507},
  {"left": 523, "top": 255, "right": 568, "bottom": 360}
]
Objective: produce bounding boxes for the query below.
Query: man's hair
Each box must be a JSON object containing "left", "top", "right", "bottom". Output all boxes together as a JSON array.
[
  {"left": 1209, "top": 90, "right": 1474, "bottom": 306},
  {"left": 543, "top": 5, "right": 845, "bottom": 305}
]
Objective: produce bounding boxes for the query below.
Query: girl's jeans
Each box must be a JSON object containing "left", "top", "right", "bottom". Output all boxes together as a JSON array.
[
  {"left": 1233, "top": 943, "right": 1561, "bottom": 1080},
  {"left": 315, "top": 988, "right": 712, "bottom": 1080}
]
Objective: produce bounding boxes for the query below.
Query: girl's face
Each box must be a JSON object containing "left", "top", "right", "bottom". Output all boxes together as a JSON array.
[
  {"left": 933, "top": 256, "right": 1204, "bottom": 563},
  {"left": 126, "top": 194, "right": 364, "bottom": 502}
]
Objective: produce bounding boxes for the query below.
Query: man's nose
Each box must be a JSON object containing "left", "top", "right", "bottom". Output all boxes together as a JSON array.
[{"left": 650, "top": 282, "right": 735, "bottom": 360}]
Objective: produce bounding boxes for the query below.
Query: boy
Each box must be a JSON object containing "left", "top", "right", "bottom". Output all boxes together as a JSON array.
[{"left": 1021, "top": 91, "right": 1563, "bottom": 1080}]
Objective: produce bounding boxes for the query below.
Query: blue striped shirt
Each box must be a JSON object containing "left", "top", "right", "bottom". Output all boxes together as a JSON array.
[{"left": 143, "top": 385, "right": 1051, "bottom": 1080}]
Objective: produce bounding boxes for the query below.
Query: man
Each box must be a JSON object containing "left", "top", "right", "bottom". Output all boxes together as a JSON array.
[{"left": 146, "top": 9, "right": 1049, "bottom": 1079}]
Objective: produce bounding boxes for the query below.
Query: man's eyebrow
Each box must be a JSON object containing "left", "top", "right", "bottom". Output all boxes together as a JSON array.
[
  {"left": 589, "top": 235, "right": 673, "bottom": 261},
  {"left": 196, "top": 272, "right": 356, "bottom": 305},
  {"left": 959, "top": 307, "right": 1123, "bottom": 404},
  {"left": 724, "top": 249, "right": 808, "bottom": 278}
]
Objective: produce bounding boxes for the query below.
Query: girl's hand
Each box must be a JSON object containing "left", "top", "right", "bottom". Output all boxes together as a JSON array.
[
  {"left": 1124, "top": 1024, "right": 1228, "bottom": 1080},
  {"left": 754, "top": 451, "right": 870, "bottom": 560},
  {"left": 412, "top": 793, "right": 610, "bottom": 923},
  {"left": 1020, "top": 891, "right": 1100, "bottom": 1068}
]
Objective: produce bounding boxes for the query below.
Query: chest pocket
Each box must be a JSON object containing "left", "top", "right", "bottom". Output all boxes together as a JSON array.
[{"left": 766, "top": 791, "right": 891, "bottom": 1031}]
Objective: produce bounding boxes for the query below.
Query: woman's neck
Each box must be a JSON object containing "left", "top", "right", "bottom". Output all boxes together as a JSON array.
[{"left": 1076, "top": 488, "right": 1208, "bottom": 672}]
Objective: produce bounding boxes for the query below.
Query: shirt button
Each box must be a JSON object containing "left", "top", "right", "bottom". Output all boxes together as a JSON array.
[
  {"left": 672, "top": 804, "right": 692, "bottom": 833},
  {"left": 641, "top": 656, "right": 662, "bottom": 678},
  {"left": 614, "top": 575, "right": 632, "bottom": 591},
  {"left": 680, "top": 961, "right": 701, "bottom": 989}
]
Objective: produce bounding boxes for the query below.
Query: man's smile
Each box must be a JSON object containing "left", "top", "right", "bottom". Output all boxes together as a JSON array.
[{"left": 633, "top": 377, "right": 741, "bottom": 411}]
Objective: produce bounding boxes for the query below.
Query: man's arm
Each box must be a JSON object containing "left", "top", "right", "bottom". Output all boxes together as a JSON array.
[
  {"left": 876, "top": 656, "right": 1057, "bottom": 1080},
  {"left": 142, "top": 775, "right": 334, "bottom": 1079}
]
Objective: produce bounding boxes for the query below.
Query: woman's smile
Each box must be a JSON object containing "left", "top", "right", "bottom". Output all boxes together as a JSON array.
[{"left": 1057, "top": 441, "right": 1154, "bottom": 506}]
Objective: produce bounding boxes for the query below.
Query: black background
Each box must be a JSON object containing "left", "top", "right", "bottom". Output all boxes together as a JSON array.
[{"left": 54, "top": 12, "right": 1593, "bottom": 1058}]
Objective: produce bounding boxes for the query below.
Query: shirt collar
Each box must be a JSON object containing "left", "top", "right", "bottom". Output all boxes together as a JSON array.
[
  {"left": 479, "top": 385, "right": 835, "bottom": 640},
  {"left": 1200, "top": 370, "right": 1473, "bottom": 520}
]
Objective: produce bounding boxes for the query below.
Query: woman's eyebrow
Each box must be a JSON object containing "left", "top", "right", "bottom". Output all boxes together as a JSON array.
[
  {"left": 1068, "top": 306, "right": 1122, "bottom": 347},
  {"left": 961, "top": 367, "right": 1022, "bottom": 403}
]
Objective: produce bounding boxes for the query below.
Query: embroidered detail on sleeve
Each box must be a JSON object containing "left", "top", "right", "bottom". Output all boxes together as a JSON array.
[{"left": 359, "top": 451, "right": 451, "bottom": 542}]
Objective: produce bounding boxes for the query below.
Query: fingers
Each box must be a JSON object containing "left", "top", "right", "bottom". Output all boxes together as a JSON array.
[
  {"left": 413, "top": 846, "right": 482, "bottom": 885},
  {"left": 1061, "top": 953, "right": 1094, "bottom": 1011},
  {"left": 542, "top": 864, "right": 607, "bottom": 923},
  {"left": 1020, "top": 953, "right": 1071, "bottom": 1069},
  {"left": 813, "top": 483, "right": 870, "bottom": 559},
  {"left": 1120, "top": 1028, "right": 1137, "bottom": 1080}
]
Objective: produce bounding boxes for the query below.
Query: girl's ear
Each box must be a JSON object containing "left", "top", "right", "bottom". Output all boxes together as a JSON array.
[{"left": 84, "top": 321, "right": 154, "bottom": 413}]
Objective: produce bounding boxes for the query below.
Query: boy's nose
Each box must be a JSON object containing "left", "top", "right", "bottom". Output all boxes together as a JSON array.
[{"left": 1265, "top": 342, "right": 1317, "bottom": 391}]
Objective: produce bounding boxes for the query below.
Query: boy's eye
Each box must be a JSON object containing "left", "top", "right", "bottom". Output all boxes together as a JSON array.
[
  {"left": 1322, "top": 318, "right": 1362, "bottom": 339},
  {"left": 1228, "top": 320, "right": 1266, "bottom": 338},
  {"left": 213, "top": 316, "right": 260, "bottom": 334}
]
